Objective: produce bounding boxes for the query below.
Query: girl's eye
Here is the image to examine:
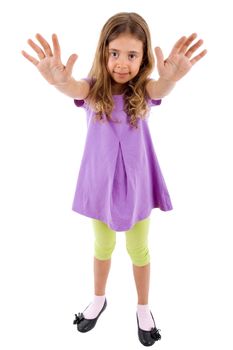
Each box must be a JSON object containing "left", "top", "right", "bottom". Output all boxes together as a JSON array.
[
  {"left": 109, "top": 51, "right": 137, "bottom": 60},
  {"left": 129, "top": 54, "right": 136, "bottom": 60},
  {"left": 110, "top": 52, "right": 118, "bottom": 58}
]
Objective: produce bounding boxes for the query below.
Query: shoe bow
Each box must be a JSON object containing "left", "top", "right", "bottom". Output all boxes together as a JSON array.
[
  {"left": 73, "top": 313, "right": 84, "bottom": 325},
  {"left": 151, "top": 327, "right": 161, "bottom": 341}
]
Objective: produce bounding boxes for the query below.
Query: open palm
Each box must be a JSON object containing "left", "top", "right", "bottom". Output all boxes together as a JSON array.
[
  {"left": 22, "top": 33, "right": 78, "bottom": 85},
  {"left": 155, "top": 33, "right": 207, "bottom": 82}
]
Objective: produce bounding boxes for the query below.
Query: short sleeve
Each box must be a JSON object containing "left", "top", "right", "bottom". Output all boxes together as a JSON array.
[
  {"left": 74, "top": 99, "right": 85, "bottom": 107},
  {"left": 147, "top": 98, "right": 162, "bottom": 107}
]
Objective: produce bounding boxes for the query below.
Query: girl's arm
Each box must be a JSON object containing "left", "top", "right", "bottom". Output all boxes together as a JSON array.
[
  {"left": 146, "top": 78, "right": 176, "bottom": 99},
  {"left": 53, "top": 78, "right": 90, "bottom": 99},
  {"left": 22, "top": 33, "right": 90, "bottom": 99},
  {"left": 146, "top": 33, "right": 207, "bottom": 99}
]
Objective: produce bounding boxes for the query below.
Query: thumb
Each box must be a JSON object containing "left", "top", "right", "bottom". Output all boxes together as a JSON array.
[
  {"left": 66, "top": 53, "right": 78, "bottom": 75},
  {"left": 154, "top": 47, "right": 164, "bottom": 69}
]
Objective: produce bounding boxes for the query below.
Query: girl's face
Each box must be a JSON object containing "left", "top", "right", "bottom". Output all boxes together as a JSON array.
[{"left": 107, "top": 33, "right": 144, "bottom": 94}]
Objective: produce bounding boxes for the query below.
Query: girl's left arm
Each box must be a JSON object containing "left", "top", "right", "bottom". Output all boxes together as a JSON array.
[{"left": 146, "top": 33, "right": 207, "bottom": 99}]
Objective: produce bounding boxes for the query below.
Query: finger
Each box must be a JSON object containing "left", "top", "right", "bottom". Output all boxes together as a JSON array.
[
  {"left": 35, "top": 33, "right": 53, "bottom": 57},
  {"left": 21, "top": 50, "right": 39, "bottom": 66},
  {"left": 154, "top": 47, "right": 164, "bottom": 69},
  {"left": 190, "top": 49, "right": 207, "bottom": 65},
  {"left": 65, "top": 54, "right": 78, "bottom": 76},
  {"left": 185, "top": 39, "right": 204, "bottom": 58},
  {"left": 169, "top": 36, "right": 187, "bottom": 56},
  {"left": 52, "top": 33, "right": 61, "bottom": 59},
  {"left": 27, "top": 38, "right": 46, "bottom": 60},
  {"left": 179, "top": 33, "right": 197, "bottom": 54}
]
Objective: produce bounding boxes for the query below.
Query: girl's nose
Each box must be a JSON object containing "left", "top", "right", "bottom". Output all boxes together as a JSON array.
[{"left": 116, "top": 60, "right": 127, "bottom": 69}]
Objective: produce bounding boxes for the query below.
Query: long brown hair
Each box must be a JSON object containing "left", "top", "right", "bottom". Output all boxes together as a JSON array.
[{"left": 87, "top": 12, "right": 155, "bottom": 129}]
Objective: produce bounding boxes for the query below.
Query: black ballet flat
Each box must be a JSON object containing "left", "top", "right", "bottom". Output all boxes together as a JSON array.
[
  {"left": 136, "top": 311, "right": 161, "bottom": 347},
  {"left": 73, "top": 299, "right": 107, "bottom": 333}
]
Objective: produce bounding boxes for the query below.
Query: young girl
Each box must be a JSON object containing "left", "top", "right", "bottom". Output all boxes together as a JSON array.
[{"left": 22, "top": 12, "right": 207, "bottom": 347}]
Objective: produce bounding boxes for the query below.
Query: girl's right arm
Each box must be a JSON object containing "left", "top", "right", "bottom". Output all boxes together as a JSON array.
[{"left": 21, "top": 33, "right": 90, "bottom": 99}]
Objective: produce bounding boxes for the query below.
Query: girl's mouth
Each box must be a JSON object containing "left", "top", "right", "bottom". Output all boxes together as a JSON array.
[{"left": 114, "top": 72, "right": 130, "bottom": 77}]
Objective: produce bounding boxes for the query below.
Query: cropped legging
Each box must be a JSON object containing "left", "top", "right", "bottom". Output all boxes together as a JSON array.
[{"left": 92, "top": 217, "right": 150, "bottom": 267}]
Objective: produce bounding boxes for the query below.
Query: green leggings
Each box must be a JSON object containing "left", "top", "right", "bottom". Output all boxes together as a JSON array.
[{"left": 92, "top": 217, "right": 150, "bottom": 267}]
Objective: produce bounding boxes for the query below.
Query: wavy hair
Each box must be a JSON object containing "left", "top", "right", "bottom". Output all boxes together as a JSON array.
[{"left": 86, "top": 12, "right": 155, "bottom": 129}]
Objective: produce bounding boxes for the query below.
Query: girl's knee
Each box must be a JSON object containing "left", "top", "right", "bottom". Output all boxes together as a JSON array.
[
  {"left": 125, "top": 217, "right": 150, "bottom": 266},
  {"left": 94, "top": 238, "right": 116, "bottom": 260},
  {"left": 126, "top": 244, "right": 150, "bottom": 266}
]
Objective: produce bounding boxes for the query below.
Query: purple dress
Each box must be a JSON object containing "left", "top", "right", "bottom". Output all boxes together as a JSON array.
[{"left": 72, "top": 94, "right": 173, "bottom": 231}]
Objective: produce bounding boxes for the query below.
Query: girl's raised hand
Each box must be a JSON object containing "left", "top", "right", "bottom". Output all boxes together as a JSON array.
[
  {"left": 21, "top": 33, "right": 78, "bottom": 86},
  {"left": 155, "top": 33, "right": 207, "bottom": 82}
]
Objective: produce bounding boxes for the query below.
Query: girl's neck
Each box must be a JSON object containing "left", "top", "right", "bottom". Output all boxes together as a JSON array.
[{"left": 111, "top": 81, "right": 127, "bottom": 95}]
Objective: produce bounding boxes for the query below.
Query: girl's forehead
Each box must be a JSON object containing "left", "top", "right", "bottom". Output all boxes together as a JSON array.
[{"left": 108, "top": 33, "right": 143, "bottom": 52}]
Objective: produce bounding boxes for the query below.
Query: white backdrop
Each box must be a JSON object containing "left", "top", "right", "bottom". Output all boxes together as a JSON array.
[{"left": 1, "top": 0, "right": 233, "bottom": 349}]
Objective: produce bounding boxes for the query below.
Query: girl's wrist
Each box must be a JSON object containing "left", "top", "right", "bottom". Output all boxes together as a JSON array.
[
  {"left": 158, "top": 76, "right": 177, "bottom": 85},
  {"left": 53, "top": 77, "right": 80, "bottom": 98},
  {"left": 156, "top": 77, "right": 176, "bottom": 97},
  {"left": 53, "top": 77, "right": 74, "bottom": 87}
]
